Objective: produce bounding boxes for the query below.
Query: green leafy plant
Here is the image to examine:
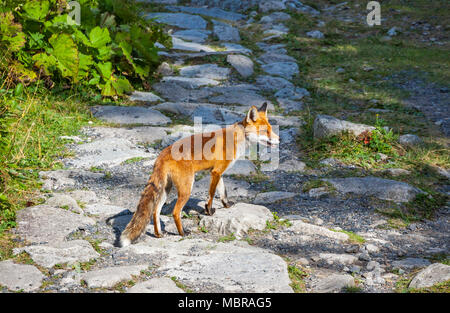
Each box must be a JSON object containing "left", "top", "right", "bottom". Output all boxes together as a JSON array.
[{"left": 0, "top": 0, "right": 171, "bottom": 97}]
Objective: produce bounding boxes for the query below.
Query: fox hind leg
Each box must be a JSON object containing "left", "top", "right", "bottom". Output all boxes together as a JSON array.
[{"left": 172, "top": 173, "right": 194, "bottom": 236}]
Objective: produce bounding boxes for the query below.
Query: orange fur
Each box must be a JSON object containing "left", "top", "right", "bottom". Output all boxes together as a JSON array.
[{"left": 120, "top": 104, "right": 279, "bottom": 246}]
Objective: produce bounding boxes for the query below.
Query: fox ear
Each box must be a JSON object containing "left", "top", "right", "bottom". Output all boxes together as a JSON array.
[
  {"left": 246, "top": 106, "right": 258, "bottom": 123},
  {"left": 258, "top": 102, "right": 268, "bottom": 114}
]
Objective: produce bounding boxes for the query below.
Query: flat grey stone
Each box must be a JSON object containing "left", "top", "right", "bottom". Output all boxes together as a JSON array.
[
  {"left": 317, "top": 253, "right": 358, "bottom": 265},
  {"left": 260, "top": 11, "right": 291, "bottom": 23},
  {"left": 85, "top": 126, "right": 167, "bottom": 145},
  {"left": 68, "top": 190, "right": 101, "bottom": 205},
  {"left": 306, "top": 30, "right": 324, "bottom": 39},
  {"left": 84, "top": 203, "right": 130, "bottom": 218},
  {"left": 15, "top": 205, "right": 95, "bottom": 244},
  {"left": 39, "top": 170, "right": 105, "bottom": 191},
  {"left": 259, "top": 0, "right": 286, "bottom": 12},
  {"left": 167, "top": 5, "right": 245, "bottom": 21},
  {"left": 313, "top": 274, "right": 355, "bottom": 293},
  {"left": 66, "top": 137, "right": 155, "bottom": 169},
  {"left": 308, "top": 187, "right": 329, "bottom": 198},
  {"left": 129, "top": 91, "right": 163, "bottom": 103},
  {"left": 145, "top": 13, "right": 207, "bottom": 29},
  {"left": 269, "top": 115, "right": 303, "bottom": 127},
  {"left": 279, "top": 128, "right": 299, "bottom": 144},
  {"left": 392, "top": 258, "right": 431, "bottom": 270},
  {"left": 383, "top": 168, "right": 412, "bottom": 177},
  {"left": 261, "top": 62, "right": 299, "bottom": 79},
  {"left": 161, "top": 76, "right": 220, "bottom": 88},
  {"left": 0, "top": 260, "right": 44, "bottom": 292},
  {"left": 325, "top": 176, "right": 422, "bottom": 203},
  {"left": 220, "top": 43, "right": 252, "bottom": 54},
  {"left": 154, "top": 102, "right": 215, "bottom": 116},
  {"left": 278, "top": 98, "right": 303, "bottom": 112},
  {"left": 199, "top": 203, "right": 273, "bottom": 238},
  {"left": 290, "top": 220, "right": 349, "bottom": 241},
  {"left": 172, "top": 29, "right": 211, "bottom": 43},
  {"left": 212, "top": 20, "right": 240, "bottom": 42},
  {"left": 313, "top": 114, "right": 375, "bottom": 139},
  {"left": 262, "top": 158, "right": 306, "bottom": 172},
  {"left": 399, "top": 134, "right": 423, "bottom": 147},
  {"left": 275, "top": 86, "right": 309, "bottom": 100},
  {"left": 16, "top": 240, "right": 100, "bottom": 268},
  {"left": 152, "top": 81, "right": 214, "bottom": 101},
  {"left": 255, "top": 75, "right": 293, "bottom": 91},
  {"left": 227, "top": 54, "right": 254, "bottom": 77},
  {"left": 191, "top": 106, "right": 244, "bottom": 125},
  {"left": 256, "top": 43, "right": 287, "bottom": 54},
  {"left": 90, "top": 105, "right": 171, "bottom": 126},
  {"left": 45, "top": 194, "right": 82, "bottom": 214},
  {"left": 122, "top": 237, "right": 293, "bottom": 292},
  {"left": 409, "top": 263, "right": 450, "bottom": 289},
  {"left": 258, "top": 52, "right": 296, "bottom": 64},
  {"left": 127, "top": 277, "right": 185, "bottom": 293},
  {"left": 208, "top": 90, "right": 267, "bottom": 107},
  {"left": 254, "top": 191, "right": 297, "bottom": 204},
  {"left": 171, "top": 37, "right": 216, "bottom": 52},
  {"left": 279, "top": 159, "right": 307, "bottom": 172},
  {"left": 179, "top": 64, "right": 230, "bottom": 80},
  {"left": 81, "top": 264, "right": 149, "bottom": 289},
  {"left": 224, "top": 159, "right": 257, "bottom": 176}
]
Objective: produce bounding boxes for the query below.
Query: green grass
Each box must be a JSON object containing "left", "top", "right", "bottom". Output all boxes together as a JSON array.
[
  {"left": 122, "top": 157, "right": 147, "bottom": 165},
  {"left": 170, "top": 276, "right": 193, "bottom": 293},
  {"left": 331, "top": 229, "right": 366, "bottom": 244},
  {"left": 266, "top": 211, "right": 292, "bottom": 230},
  {"left": 217, "top": 233, "right": 236, "bottom": 243},
  {"left": 287, "top": 264, "right": 308, "bottom": 293},
  {"left": 0, "top": 85, "right": 95, "bottom": 234}
]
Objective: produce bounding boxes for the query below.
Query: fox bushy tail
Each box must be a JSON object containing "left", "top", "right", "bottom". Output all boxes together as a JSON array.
[{"left": 120, "top": 163, "right": 167, "bottom": 247}]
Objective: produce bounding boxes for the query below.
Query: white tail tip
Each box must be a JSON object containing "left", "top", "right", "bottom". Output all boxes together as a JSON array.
[{"left": 120, "top": 236, "right": 131, "bottom": 247}]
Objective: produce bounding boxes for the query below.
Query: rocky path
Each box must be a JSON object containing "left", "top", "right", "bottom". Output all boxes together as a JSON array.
[{"left": 1, "top": 0, "right": 449, "bottom": 293}]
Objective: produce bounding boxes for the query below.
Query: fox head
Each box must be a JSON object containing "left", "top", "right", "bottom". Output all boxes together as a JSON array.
[{"left": 243, "top": 102, "right": 279, "bottom": 147}]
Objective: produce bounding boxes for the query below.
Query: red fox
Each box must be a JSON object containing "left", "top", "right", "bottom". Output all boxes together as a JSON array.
[{"left": 120, "top": 103, "right": 279, "bottom": 246}]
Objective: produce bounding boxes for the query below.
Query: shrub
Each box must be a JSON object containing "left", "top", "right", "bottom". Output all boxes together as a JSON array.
[{"left": 0, "top": 0, "right": 171, "bottom": 97}]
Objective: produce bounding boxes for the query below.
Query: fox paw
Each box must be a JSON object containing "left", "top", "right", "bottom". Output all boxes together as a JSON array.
[
  {"left": 204, "top": 203, "right": 216, "bottom": 216},
  {"left": 222, "top": 200, "right": 234, "bottom": 208}
]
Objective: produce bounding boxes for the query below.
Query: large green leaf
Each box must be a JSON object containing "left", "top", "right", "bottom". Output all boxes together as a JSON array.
[
  {"left": 89, "top": 26, "right": 111, "bottom": 49},
  {"left": 22, "top": 0, "right": 50, "bottom": 22},
  {"left": 49, "top": 33, "right": 79, "bottom": 79},
  {"left": 75, "top": 53, "right": 94, "bottom": 82},
  {"left": 0, "top": 12, "right": 26, "bottom": 52},
  {"left": 96, "top": 62, "right": 113, "bottom": 80},
  {"left": 32, "top": 53, "right": 57, "bottom": 75}
]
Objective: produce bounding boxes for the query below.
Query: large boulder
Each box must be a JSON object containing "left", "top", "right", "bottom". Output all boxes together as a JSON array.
[
  {"left": 199, "top": 202, "right": 273, "bottom": 238},
  {"left": 313, "top": 115, "right": 375, "bottom": 139},
  {"left": 409, "top": 263, "right": 450, "bottom": 289},
  {"left": 227, "top": 54, "right": 254, "bottom": 78}
]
